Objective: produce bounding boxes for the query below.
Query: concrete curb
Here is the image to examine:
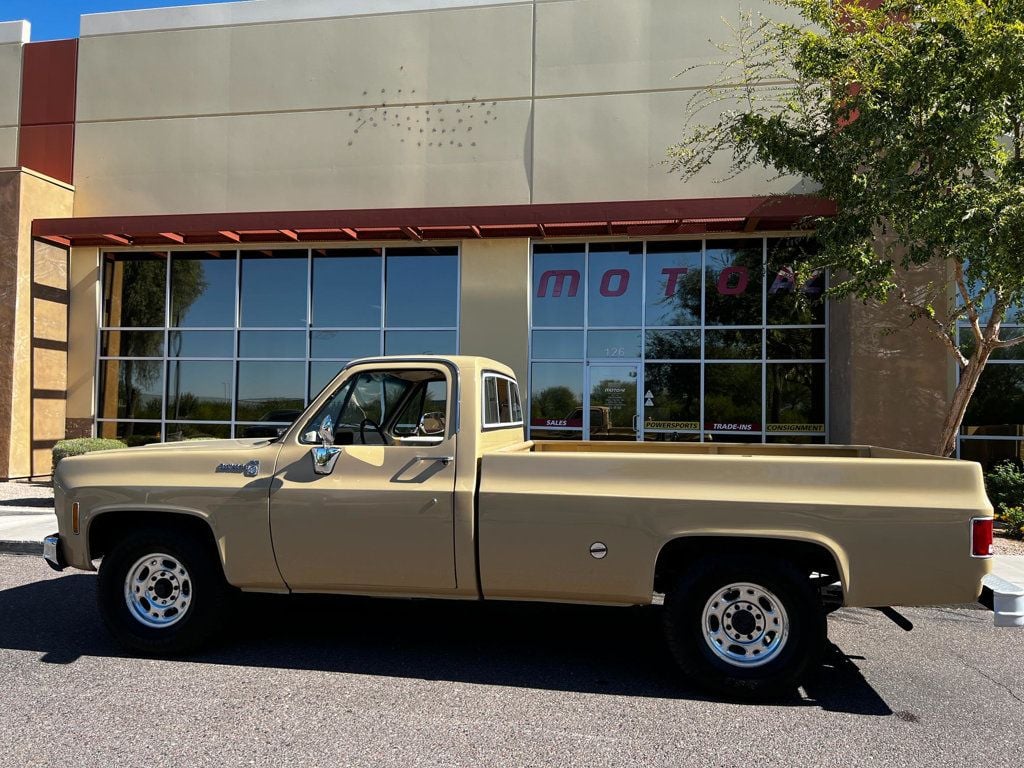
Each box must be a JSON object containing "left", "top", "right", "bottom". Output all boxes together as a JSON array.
[{"left": 0, "top": 540, "right": 43, "bottom": 556}]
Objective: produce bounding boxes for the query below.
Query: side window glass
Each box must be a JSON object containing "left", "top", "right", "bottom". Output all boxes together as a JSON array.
[
  {"left": 483, "top": 374, "right": 524, "bottom": 428},
  {"left": 510, "top": 382, "right": 523, "bottom": 423},
  {"left": 394, "top": 380, "right": 448, "bottom": 439},
  {"left": 485, "top": 377, "right": 500, "bottom": 424}
]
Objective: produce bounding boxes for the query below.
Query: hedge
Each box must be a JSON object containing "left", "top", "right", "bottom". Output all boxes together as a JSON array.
[{"left": 52, "top": 438, "right": 128, "bottom": 471}]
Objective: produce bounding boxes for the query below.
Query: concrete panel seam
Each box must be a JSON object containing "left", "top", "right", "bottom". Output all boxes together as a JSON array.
[{"left": 72, "top": 82, "right": 790, "bottom": 126}]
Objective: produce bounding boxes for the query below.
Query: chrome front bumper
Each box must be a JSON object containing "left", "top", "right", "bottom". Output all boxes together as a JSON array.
[{"left": 43, "top": 533, "right": 66, "bottom": 572}]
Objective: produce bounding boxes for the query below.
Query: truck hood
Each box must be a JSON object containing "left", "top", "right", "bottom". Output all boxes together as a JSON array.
[
  {"left": 55, "top": 437, "right": 282, "bottom": 494},
  {"left": 140, "top": 437, "right": 275, "bottom": 452}
]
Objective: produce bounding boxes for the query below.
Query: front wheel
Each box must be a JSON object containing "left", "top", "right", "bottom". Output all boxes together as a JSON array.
[
  {"left": 662, "top": 557, "right": 826, "bottom": 700},
  {"left": 97, "top": 526, "right": 229, "bottom": 654}
]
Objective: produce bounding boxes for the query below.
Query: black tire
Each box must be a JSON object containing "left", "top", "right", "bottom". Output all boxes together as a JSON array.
[
  {"left": 662, "top": 557, "right": 826, "bottom": 701},
  {"left": 97, "top": 526, "right": 229, "bottom": 655}
]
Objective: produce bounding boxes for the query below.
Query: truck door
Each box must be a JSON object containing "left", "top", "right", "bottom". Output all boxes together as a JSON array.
[{"left": 268, "top": 363, "right": 457, "bottom": 593}]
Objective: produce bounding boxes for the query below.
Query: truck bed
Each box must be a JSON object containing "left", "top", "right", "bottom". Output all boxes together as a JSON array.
[{"left": 477, "top": 440, "right": 987, "bottom": 609}]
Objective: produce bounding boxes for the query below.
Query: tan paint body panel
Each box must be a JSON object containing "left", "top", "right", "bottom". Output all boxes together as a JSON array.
[
  {"left": 54, "top": 438, "right": 288, "bottom": 591},
  {"left": 53, "top": 356, "right": 991, "bottom": 609}
]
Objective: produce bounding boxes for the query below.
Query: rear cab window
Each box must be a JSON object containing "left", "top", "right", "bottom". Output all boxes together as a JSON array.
[{"left": 482, "top": 373, "right": 524, "bottom": 430}]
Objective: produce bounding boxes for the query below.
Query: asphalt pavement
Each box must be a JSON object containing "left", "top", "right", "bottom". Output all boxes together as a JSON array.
[{"left": 0, "top": 553, "right": 1021, "bottom": 768}]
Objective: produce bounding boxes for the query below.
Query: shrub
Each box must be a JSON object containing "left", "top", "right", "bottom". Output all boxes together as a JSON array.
[
  {"left": 52, "top": 438, "right": 128, "bottom": 471},
  {"left": 1001, "top": 507, "right": 1024, "bottom": 541},
  {"left": 984, "top": 461, "right": 1024, "bottom": 515}
]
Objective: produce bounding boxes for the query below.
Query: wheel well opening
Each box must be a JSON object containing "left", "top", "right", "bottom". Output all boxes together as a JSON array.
[
  {"left": 653, "top": 536, "right": 843, "bottom": 596},
  {"left": 88, "top": 511, "right": 219, "bottom": 564}
]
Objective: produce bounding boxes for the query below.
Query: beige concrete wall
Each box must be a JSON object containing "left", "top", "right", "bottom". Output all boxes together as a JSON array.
[
  {"left": 0, "top": 169, "right": 74, "bottom": 478},
  {"left": 0, "top": 170, "right": 20, "bottom": 476},
  {"left": 829, "top": 265, "right": 954, "bottom": 454},
  {"left": 67, "top": 247, "right": 99, "bottom": 432},
  {"left": 0, "top": 39, "right": 23, "bottom": 168},
  {"left": 74, "top": 99, "right": 534, "bottom": 215},
  {"left": 534, "top": 0, "right": 802, "bottom": 95},
  {"left": 459, "top": 238, "right": 530, "bottom": 387},
  {"left": 72, "top": 0, "right": 807, "bottom": 217},
  {"left": 77, "top": 4, "right": 533, "bottom": 122},
  {"left": 531, "top": 91, "right": 810, "bottom": 204}
]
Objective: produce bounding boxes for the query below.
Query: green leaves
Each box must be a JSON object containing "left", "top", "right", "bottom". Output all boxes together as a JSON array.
[{"left": 672, "top": 0, "right": 1024, "bottom": 326}]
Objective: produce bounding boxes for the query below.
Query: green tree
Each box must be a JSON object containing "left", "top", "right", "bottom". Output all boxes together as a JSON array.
[{"left": 670, "top": 0, "right": 1024, "bottom": 455}]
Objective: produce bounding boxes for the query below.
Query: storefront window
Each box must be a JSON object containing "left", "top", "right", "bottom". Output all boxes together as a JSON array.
[
  {"left": 529, "top": 238, "right": 827, "bottom": 442},
  {"left": 532, "top": 245, "right": 585, "bottom": 328},
  {"left": 97, "top": 247, "right": 459, "bottom": 440},
  {"left": 240, "top": 251, "right": 308, "bottom": 328}
]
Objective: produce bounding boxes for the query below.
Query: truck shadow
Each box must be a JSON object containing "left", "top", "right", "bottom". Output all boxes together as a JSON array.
[{"left": 0, "top": 569, "right": 891, "bottom": 716}]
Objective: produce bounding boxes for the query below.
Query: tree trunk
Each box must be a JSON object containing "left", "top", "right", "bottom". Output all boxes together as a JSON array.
[{"left": 934, "top": 347, "right": 991, "bottom": 457}]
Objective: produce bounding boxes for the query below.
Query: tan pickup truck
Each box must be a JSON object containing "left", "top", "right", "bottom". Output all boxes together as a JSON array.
[{"left": 46, "top": 355, "right": 995, "bottom": 698}]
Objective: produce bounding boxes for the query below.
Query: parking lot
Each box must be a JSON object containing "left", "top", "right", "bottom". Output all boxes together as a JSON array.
[{"left": 0, "top": 553, "right": 1021, "bottom": 767}]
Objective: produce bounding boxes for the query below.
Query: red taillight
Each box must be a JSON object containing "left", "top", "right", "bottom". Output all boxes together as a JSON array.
[{"left": 972, "top": 518, "right": 993, "bottom": 557}]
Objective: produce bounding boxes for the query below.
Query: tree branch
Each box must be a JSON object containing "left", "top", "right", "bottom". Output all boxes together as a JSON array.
[
  {"left": 953, "top": 261, "right": 983, "bottom": 344},
  {"left": 897, "top": 288, "right": 967, "bottom": 367}
]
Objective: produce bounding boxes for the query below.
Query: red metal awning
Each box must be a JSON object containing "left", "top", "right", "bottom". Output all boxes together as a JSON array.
[{"left": 32, "top": 196, "right": 835, "bottom": 248}]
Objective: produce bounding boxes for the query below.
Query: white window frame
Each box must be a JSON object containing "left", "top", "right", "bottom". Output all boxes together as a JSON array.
[{"left": 482, "top": 372, "right": 524, "bottom": 429}]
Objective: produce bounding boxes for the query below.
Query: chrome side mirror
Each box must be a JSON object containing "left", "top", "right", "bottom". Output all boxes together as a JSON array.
[{"left": 310, "top": 415, "right": 341, "bottom": 475}]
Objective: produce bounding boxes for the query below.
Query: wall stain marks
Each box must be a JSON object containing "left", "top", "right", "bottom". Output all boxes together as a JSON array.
[{"left": 344, "top": 74, "right": 500, "bottom": 151}]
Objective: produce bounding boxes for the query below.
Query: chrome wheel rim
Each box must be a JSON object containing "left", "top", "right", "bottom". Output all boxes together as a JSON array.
[
  {"left": 124, "top": 553, "right": 192, "bottom": 628},
  {"left": 702, "top": 582, "right": 789, "bottom": 668}
]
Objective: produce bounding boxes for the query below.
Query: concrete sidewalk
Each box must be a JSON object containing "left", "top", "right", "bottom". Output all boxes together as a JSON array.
[{"left": 0, "top": 481, "right": 56, "bottom": 554}]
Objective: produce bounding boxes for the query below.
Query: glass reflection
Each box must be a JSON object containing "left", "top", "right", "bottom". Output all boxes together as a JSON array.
[
  {"left": 310, "top": 361, "right": 346, "bottom": 400},
  {"left": 97, "top": 421, "right": 162, "bottom": 447},
  {"left": 385, "top": 247, "right": 458, "bottom": 328},
  {"left": 705, "top": 240, "right": 764, "bottom": 326},
  {"left": 101, "top": 331, "right": 164, "bottom": 358},
  {"left": 646, "top": 241, "right": 702, "bottom": 326},
  {"left": 766, "top": 239, "right": 825, "bottom": 325},
  {"left": 645, "top": 330, "right": 700, "bottom": 360},
  {"left": 644, "top": 363, "right": 700, "bottom": 428},
  {"left": 239, "top": 331, "right": 306, "bottom": 359},
  {"left": 102, "top": 253, "right": 166, "bottom": 328},
  {"left": 240, "top": 251, "right": 308, "bottom": 328},
  {"left": 98, "top": 359, "right": 163, "bottom": 420},
  {"left": 705, "top": 329, "right": 761, "bottom": 360},
  {"left": 168, "top": 331, "right": 234, "bottom": 358},
  {"left": 312, "top": 249, "right": 383, "bottom": 328},
  {"left": 587, "top": 330, "right": 642, "bottom": 359},
  {"left": 236, "top": 361, "right": 306, "bottom": 421},
  {"left": 311, "top": 330, "right": 380, "bottom": 360},
  {"left": 766, "top": 364, "right": 825, "bottom": 432},
  {"left": 532, "top": 330, "right": 583, "bottom": 360},
  {"left": 704, "top": 363, "right": 761, "bottom": 430},
  {"left": 588, "top": 243, "right": 642, "bottom": 327},
  {"left": 171, "top": 253, "right": 236, "bottom": 328},
  {"left": 166, "top": 361, "right": 233, "bottom": 422},
  {"left": 767, "top": 329, "right": 825, "bottom": 360},
  {"left": 533, "top": 245, "right": 585, "bottom": 328},
  {"left": 963, "top": 364, "right": 1024, "bottom": 434},
  {"left": 530, "top": 363, "right": 584, "bottom": 427},
  {"left": 166, "top": 423, "right": 232, "bottom": 441},
  {"left": 384, "top": 330, "right": 457, "bottom": 355}
]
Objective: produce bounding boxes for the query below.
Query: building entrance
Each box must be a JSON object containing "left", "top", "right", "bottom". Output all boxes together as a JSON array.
[{"left": 585, "top": 364, "right": 640, "bottom": 441}]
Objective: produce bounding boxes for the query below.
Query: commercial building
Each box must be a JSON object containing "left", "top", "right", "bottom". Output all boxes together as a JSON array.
[{"left": 0, "top": 0, "right": 1015, "bottom": 479}]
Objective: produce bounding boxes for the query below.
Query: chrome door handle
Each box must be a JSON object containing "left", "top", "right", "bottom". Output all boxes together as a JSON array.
[{"left": 416, "top": 455, "right": 454, "bottom": 466}]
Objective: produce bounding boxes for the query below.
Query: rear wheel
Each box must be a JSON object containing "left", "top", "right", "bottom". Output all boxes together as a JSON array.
[
  {"left": 97, "top": 526, "right": 228, "bottom": 654},
  {"left": 663, "top": 557, "right": 826, "bottom": 700}
]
